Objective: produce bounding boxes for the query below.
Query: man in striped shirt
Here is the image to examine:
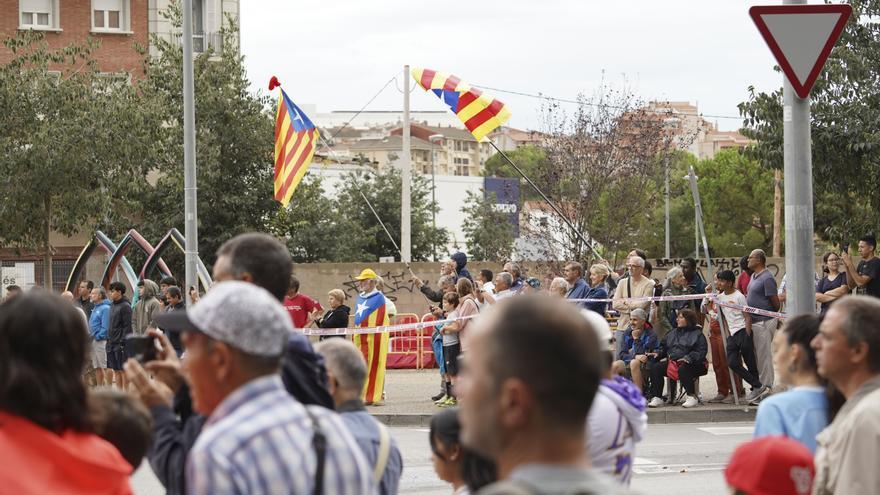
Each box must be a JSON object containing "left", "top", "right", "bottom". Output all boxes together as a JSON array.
[{"left": 154, "top": 281, "right": 374, "bottom": 495}]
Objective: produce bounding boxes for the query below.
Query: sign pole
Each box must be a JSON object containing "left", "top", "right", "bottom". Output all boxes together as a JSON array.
[
  {"left": 782, "top": 0, "right": 815, "bottom": 316},
  {"left": 182, "top": 0, "right": 199, "bottom": 306}
]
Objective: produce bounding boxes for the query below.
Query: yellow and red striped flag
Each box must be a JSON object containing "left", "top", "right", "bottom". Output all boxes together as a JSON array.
[
  {"left": 353, "top": 288, "right": 390, "bottom": 405},
  {"left": 269, "top": 76, "right": 319, "bottom": 206},
  {"left": 411, "top": 68, "right": 512, "bottom": 142}
]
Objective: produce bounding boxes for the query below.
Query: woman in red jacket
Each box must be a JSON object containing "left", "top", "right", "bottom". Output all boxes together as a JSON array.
[{"left": 0, "top": 292, "right": 133, "bottom": 495}]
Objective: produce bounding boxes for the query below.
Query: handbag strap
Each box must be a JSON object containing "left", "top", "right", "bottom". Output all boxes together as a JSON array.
[{"left": 373, "top": 421, "right": 392, "bottom": 483}]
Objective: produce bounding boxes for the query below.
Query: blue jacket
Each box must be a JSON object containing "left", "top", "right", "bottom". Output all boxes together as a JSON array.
[
  {"left": 618, "top": 328, "right": 660, "bottom": 364},
  {"left": 89, "top": 299, "right": 111, "bottom": 340}
]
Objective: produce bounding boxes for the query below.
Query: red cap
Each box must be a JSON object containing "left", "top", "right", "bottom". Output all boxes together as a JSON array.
[{"left": 725, "top": 436, "right": 814, "bottom": 495}]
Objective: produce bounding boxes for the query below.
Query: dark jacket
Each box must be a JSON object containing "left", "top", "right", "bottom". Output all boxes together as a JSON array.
[
  {"left": 420, "top": 285, "right": 444, "bottom": 303},
  {"left": 619, "top": 328, "right": 660, "bottom": 364},
  {"left": 659, "top": 325, "right": 708, "bottom": 365},
  {"left": 659, "top": 284, "right": 697, "bottom": 337},
  {"left": 107, "top": 297, "right": 132, "bottom": 346},
  {"left": 451, "top": 252, "right": 473, "bottom": 282},
  {"left": 317, "top": 304, "right": 350, "bottom": 329},
  {"left": 148, "top": 332, "right": 333, "bottom": 495},
  {"left": 162, "top": 302, "right": 185, "bottom": 354}
]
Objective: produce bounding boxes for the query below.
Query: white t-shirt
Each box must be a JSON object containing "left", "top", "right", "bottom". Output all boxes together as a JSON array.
[
  {"left": 717, "top": 290, "right": 747, "bottom": 334},
  {"left": 586, "top": 385, "right": 646, "bottom": 486}
]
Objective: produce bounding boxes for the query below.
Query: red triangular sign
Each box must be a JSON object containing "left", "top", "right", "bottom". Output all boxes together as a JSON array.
[{"left": 750, "top": 5, "right": 852, "bottom": 99}]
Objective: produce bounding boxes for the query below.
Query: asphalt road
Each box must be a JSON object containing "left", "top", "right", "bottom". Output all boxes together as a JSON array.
[{"left": 132, "top": 422, "right": 754, "bottom": 494}]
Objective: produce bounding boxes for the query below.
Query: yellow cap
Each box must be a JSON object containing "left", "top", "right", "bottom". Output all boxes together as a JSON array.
[{"left": 354, "top": 268, "right": 378, "bottom": 281}]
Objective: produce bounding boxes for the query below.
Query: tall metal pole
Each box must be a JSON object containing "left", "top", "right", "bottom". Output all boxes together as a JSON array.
[
  {"left": 430, "top": 137, "right": 438, "bottom": 262},
  {"left": 782, "top": 0, "right": 814, "bottom": 315},
  {"left": 182, "top": 0, "right": 199, "bottom": 305},
  {"left": 665, "top": 156, "right": 670, "bottom": 259},
  {"left": 401, "top": 65, "right": 412, "bottom": 263}
]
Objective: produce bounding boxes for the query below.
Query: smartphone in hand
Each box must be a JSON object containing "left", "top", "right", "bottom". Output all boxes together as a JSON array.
[{"left": 125, "top": 335, "right": 158, "bottom": 364}]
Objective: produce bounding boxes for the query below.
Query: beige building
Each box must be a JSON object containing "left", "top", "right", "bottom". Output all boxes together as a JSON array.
[{"left": 642, "top": 101, "right": 752, "bottom": 159}]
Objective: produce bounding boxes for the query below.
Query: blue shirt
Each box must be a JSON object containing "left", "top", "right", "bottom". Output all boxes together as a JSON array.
[
  {"left": 754, "top": 385, "right": 828, "bottom": 453},
  {"left": 187, "top": 375, "right": 374, "bottom": 495},
  {"left": 88, "top": 299, "right": 111, "bottom": 340},
  {"left": 566, "top": 278, "right": 590, "bottom": 306},
  {"left": 338, "top": 400, "right": 403, "bottom": 495},
  {"left": 618, "top": 329, "right": 659, "bottom": 364},
  {"left": 747, "top": 269, "right": 778, "bottom": 322}
]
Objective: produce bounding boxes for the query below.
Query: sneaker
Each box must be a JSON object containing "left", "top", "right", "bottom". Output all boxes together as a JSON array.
[
  {"left": 647, "top": 397, "right": 665, "bottom": 408},
  {"left": 749, "top": 388, "right": 771, "bottom": 406},
  {"left": 439, "top": 397, "right": 457, "bottom": 407},
  {"left": 682, "top": 395, "right": 699, "bottom": 408},
  {"left": 745, "top": 385, "right": 768, "bottom": 403},
  {"left": 707, "top": 394, "right": 728, "bottom": 404},
  {"left": 434, "top": 394, "right": 449, "bottom": 405},
  {"left": 431, "top": 391, "right": 445, "bottom": 402}
]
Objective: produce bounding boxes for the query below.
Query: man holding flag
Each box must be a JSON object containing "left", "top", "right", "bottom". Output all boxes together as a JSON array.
[{"left": 352, "top": 268, "right": 390, "bottom": 405}]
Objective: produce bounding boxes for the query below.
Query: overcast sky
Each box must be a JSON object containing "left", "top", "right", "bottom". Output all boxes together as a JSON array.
[{"left": 239, "top": 1, "right": 786, "bottom": 132}]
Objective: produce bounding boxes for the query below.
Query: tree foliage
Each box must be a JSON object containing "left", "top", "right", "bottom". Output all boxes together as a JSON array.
[
  {"left": 461, "top": 191, "right": 514, "bottom": 262},
  {"left": 738, "top": 0, "right": 880, "bottom": 242},
  {"left": 0, "top": 31, "right": 167, "bottom": 285}
]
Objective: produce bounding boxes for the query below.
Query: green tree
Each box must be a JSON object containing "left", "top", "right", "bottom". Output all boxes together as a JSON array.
[
  {"left": 334, "top": 167, "right": 447, "bottom": 262},
  {"left": 267, "top": 176, "right": 356, "bottom": 262},
  {"left": 0, "top": 31, "right": 168, "bottom": 287},
  {"left": 738, "top": 0, "right": 880, "bottom": 242},
  {"left": 461, "top": 191, "right": 514, "bottom": 261},
  {"left": 483, "top": 145, "right": 550, "bottom": 200},
  {"left": 136, "top": 7, "right": 276, "bottom": 267}
]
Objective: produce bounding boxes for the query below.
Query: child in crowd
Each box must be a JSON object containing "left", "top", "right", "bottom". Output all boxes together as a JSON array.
[
  {"left": 430, "top": 408, "right": 497, "bottom": 495},
  {"left": 435, "top": 292, "right": 462, "bottom": 407},
  {"left": 88, "top": 387, "right": 153, "bottom": 470}
]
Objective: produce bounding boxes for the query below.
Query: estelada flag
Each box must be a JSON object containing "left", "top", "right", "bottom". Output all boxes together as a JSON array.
[
  {"left": 353, "top": 290, "right": 390, "bottom": 405},
  {"left": 269, "top": 76, "right": 319, "bottom": 206},
  {"left": 411, "top": 68, "right": 511, "bottom": 142}
]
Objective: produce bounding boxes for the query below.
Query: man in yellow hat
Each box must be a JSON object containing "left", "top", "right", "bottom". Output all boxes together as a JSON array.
[{"left": 352, "top": 268, "right": 391, "bottom": 405}]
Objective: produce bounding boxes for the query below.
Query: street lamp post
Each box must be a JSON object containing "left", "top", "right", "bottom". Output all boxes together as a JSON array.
[
  {"left": 683, "top": 174, "right": 699, "bottom": 261},
  {"left": 429, "top": 134, "right": 444, "bottom": 261}
]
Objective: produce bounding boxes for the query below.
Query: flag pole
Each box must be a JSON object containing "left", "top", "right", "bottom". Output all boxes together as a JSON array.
[{"left": 487, "top": 140, "right": 602, "bottom": 259}]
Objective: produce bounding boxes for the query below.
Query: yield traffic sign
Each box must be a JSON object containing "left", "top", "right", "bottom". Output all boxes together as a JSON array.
[{"left": 749, "top": 4, "right": 852, "bottom": 99}]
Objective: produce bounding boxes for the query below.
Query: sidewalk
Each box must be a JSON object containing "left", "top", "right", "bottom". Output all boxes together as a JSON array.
[{"left": 369, "top": 369, "right": 758, "bottom": 427}]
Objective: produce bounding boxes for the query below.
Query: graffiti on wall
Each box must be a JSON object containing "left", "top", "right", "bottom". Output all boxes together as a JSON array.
[
  {"left": 651, "top": 258, "right": 782, "bottom": 280},
  {"left": 341, "top": 269, "right": 420, "bottom": 302}
]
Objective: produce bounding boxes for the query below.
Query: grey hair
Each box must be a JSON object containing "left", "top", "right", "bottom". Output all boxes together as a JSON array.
[
  {"left": 666, "top": 267, "right": 684, "bottom": 282},
  {"left": 506, "top": 263, "right": 521, "bottom": 277},
  {"left": 833, "top": 296, "right": 880, "bottom": 372},
  {"left": 497, "top": 272, "right": 513, "bottom": 287},
  {"left": 628, "top": 256, "right": 645, "bottom": 268},
  {"left": 550, "top": 277, "right": 570, "bottom": 294},
  {"left": 438, "top": 275, "right": 456, "bottom": 288},
  {"left": 314, "top": 338, "right": 368, "bottom": 393},
  {"left": 92, "top": 286, "right": 107, "bottom": 298}
]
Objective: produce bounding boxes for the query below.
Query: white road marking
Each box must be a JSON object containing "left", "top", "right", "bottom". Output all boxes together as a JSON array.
[
  {"left": 633, "top": 462, "right": 728, "bottom": 475},
  {"left": 697, "top": 426, "right": 754, "bottom": 436},
  {"left": 634, "top": 457, "right": 658, "bottom": 465}
]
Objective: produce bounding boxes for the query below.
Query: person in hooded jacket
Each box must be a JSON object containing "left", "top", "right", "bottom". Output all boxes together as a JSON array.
[
  {"left": 0, "top": 292, "right": 133, "bottom": 494},
  {"left": 107, "top": 281, "right": 132, "bottom": 390},
  {"left": 646, "top": 308, "right": 709, "bottom": 409},
  {"left": 132, "top": 279, "right": 162, "bottom": 336},
  {"left": 584, "top": 309, "right": 648, "bottom": 486},
  {"left": 89, "top": 287, "right": 113, "bottom": 387},
  {"left": 315, "top": 289, "right": 351, "bottom": 340},
  {"left": 451, "top": 252, "right": 473, "bottom": 282}
]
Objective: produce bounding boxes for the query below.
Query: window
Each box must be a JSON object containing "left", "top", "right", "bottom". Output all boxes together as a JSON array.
[
  {"left": 192, "top": 0, "right": 205, "bottom": 52},
  {"left": 453, "top": 157, "right": 470, "bottom": 165},
  {"left": 92, "top": 0, "right": 130, "bottom": 32},
  {"left": 19, "top": 0, "right": 58, "bottom": 29}
]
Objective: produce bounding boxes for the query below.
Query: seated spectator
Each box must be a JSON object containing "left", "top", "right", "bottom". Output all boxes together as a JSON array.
[
  {"left": 457, "top": 296, "right": 622, "bottom": 493},
  {"left": 583, "top": 309, "right": 647, "bottom": 486},
  {"left": 549, "top": 277, "right": 569, "bottom": 298},
  {"left": 88, "top": 388, "right": 153, "bottom": 469},
  {"left": 314, "top": 339, "right": 403, "bottom": 495},
  {"left": 612, "top": 308, "right": 658, "bottom": 393},
  {"left": 646, "top": 309, "right": 708, "bottom": 409},
  {"left": 658, "top": 267, "right": 697, "bottom": 339},
  {"left": 754, "top": 314, "right": 830, "bottom": 453},
  {"left": 314, "top": 289, "right": 351, "bottom": 340},
  {"left": 725, "top": 436, "right": 815, "bottom": 495},
  {"left": 430, "top": 408, "right": 498, "bottom": 495},
  {"left": 152, "top": 282, "right": 374, "bottom": 494},
  {"left": 0, "top": 292, "right": 132, "bottom": 493}
]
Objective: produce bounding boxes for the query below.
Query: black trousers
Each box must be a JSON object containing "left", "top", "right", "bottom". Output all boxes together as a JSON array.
[
  {"left": 726, "top": 329, "right": 762, "bottom": 389},
  {"left": 647, "top": 359, "right": 704, "bottom": 398}
]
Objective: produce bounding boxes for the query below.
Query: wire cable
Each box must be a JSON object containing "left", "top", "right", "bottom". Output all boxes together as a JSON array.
[{"left": 327, "top": 74, "right": 397, "bottom": 141}]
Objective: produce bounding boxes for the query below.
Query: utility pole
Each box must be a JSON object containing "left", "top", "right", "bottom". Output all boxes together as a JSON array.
[
  {"left": 401, "top": 65, "right": 412, "bottom": 263},
  {"left": 429, "top": 133, "right": 444, "bottom": 262},
  {"left": 182, "top": 0, "right": 199, "bottom": 305},
  {"left": 664, "top": 155, "right": 670, "bottom": 259},
  {"left": 782, "top": 0, "right": 814, "bottom": 315}
]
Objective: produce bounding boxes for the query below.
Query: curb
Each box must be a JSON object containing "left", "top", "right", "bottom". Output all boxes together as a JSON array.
[{"left": 372, "top": 406, "right": 757, "bottom": 428}]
